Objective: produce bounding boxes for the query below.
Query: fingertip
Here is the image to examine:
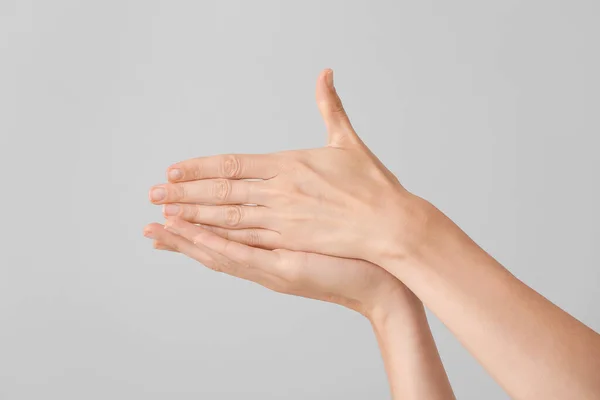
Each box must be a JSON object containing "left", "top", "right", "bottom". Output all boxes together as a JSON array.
[
  {"left": 149, "top": 186, "right": 167, "bottom": 203},
  {"left": 144, "top": 222, "right": 164, "bottom": 238},
  {"left": 164, "top": 216, "right": 195, "bottom": 237},
  {"left": 324, "top": 68, "right": 333, "bottom": 88},
  {"left": 316, "top": 68, "right": 333, "bottom": 96},
  {"left": 143, "top": 226, "right": 154, "bottom": 239},
  {"left": 163, "top": 204, "right": 181, "bottom": 217},
  {"left": 318, "top": 67, "right": 333, "bottom": 80},
  {"left": 167, "top": 166, "right": 183, "bottom": 182}
]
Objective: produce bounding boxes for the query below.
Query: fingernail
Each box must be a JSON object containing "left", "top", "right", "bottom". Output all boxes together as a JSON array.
[
  {"left": 326, "top": 69, "right": 334, "bottom": 88},
  {"left": 143, "top": 229, "right": 155, "bottom": 239},
  {"left": 168, "top": 169, "right": 182, "bottom": 181},
  {"left": 163, "top": 204, "right": 180, "bottom": 216},
  {"left": 150, "top": 187, "right": 166, "bottom": 202}
]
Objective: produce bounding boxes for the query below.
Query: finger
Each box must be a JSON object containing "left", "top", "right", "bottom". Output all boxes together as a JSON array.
[
  {"left": 145, "top": 222, "right": 258, "bottom": 277},
  {"left": 153, "top": 240, "right": 177, "bottom": 252},
  {"left": 167, "top": 154, "right": 279, "bottom": 183},
  {"left": 144, "top": 223, "right": 214, "bottom": 264},
  {"left": 149, "top": 179, "right": 264, "bottom": 205},
  {"left": 162, "top": 204, "right": 273, "bottom": 230},
  {"left": 197, "top": 224, "right": 282, "bottom": 250},
  {"left": 315, "top": 69, "right": 360, "bottom": 147},
  {"left": 164, "top": 217, "right": 281, "bottom": 270},
  {"left": 151, "top": 222, "right": 289, "bottom": 293}
]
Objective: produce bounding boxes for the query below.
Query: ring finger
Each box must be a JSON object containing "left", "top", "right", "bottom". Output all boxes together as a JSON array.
[{"left": 163, "top": 203, "right": 274, "bottom": 230}]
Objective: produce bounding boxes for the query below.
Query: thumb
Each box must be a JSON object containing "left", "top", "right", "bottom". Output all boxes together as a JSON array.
[{"left": 316, "top": 69, "right": 360, "bottom": 147}]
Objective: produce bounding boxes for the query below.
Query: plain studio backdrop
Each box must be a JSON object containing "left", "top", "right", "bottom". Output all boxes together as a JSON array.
[{"left": 1, "top": 1, "right": 598, "bottom": 399}]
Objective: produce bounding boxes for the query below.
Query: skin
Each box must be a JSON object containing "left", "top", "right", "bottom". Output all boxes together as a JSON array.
[
  {"left": 147, "top": 69, "right": 600, "bottom": 399},
  {"left": 143, "top": 222, "right": 456, "bottom": 399}
]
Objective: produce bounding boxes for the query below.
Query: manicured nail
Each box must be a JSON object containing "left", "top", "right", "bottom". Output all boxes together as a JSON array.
[
  {"left": 150, "top": 187, "right": 166, "bottom": 202},
  {"left": 168, "top": 169, "right": 182, "bottom": 181},
  {"left": 163, "top": 204, "right": 180, "bottom": 216}
]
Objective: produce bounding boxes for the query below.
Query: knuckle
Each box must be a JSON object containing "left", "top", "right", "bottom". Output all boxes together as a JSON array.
[
  {"left": 189, "top": 205, "right": 201, "bottom": 221},
  {"left": 285, "top": 159, "right": 312, "bottom": 183},
  {"left": 224, "top": 205, "right": 243, "bottom": 227},
  {"left": 190, "top": 158, "right": 204, "bottom": 180},
  {"left": 221, "top": 228, "right": 231, "bottom": 240},
  {"left": 205, "top": 225, "right": 230, "bottom": 240},
  {"left": 282, "top": 267, "right": 303, "bottom": 286},
  {"left": 222, "top": 240, "right": 234, "bottom": 256},
  {"left": 263, "top": 182, "right": 291, "bottom": 204},
  {"left": 177, "top": 204, "right": 190, "bottom": 219},
  {"left": 222, "top": 155, "right": 242, "bottom": 179},
  {"left": 192, "top": 167, "right": 201, "bottom": 180},
  {"left": 169, "top": 239, "right": 181, "bottom": 252},
  {"left": 331, "top": 95, "right": 347, "bottom": 116},
  {"left": 173, "top": 184, "right": 187, "bottom": 201},
  {"left": 272, "top": 188, "right": 295, "bottom": 206},
  {"left": 244, "top": 229, "right": 261, "bottom": 247},
  {"left": 333, "top": 103, "right": 346, "bottom": 117},
  {"left": 213, "top": 179, "right": 231, "bottom": 201},
  {"left": 273, "top": 255, "right": 302, "bottom": 284}
]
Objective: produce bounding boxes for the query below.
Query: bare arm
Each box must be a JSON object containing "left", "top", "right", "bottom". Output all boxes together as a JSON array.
[
  {"left": 374, "top": 199, "right": 600, "bottom": 399},
  {"left": 144, "top": 219, "right": 455, "bottom": 399},
  {"left": 151, "top": 69, "right": 600, "bottom": 398},
  {"left": 370, "top": 285, "right": 455, "bottom": 400}
]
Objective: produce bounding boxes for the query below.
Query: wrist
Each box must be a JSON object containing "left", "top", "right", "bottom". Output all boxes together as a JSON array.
[
  {"left": 364, "top": 282, "right": 424, "bottom": 326},
  {"left": 374, "top": 197, "right": 493, "bottom": 294},
  {"left": 367, "top": 193, "right": 441, "bottom": 270}
]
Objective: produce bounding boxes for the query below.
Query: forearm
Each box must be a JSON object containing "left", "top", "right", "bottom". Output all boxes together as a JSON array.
[
  {"left": 377, "top": 200, "right": 600, "bottom": 399},
  {"left": 369, "top": 286, "right": 455, "bottom": 400}
]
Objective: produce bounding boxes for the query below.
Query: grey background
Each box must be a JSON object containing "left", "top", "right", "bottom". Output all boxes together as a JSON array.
[{"left": 1, "top": 1, "right": 598, "bottom": 399}]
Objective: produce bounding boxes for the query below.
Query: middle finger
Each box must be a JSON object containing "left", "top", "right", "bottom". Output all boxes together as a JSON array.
[{"left": 150, "top": 179, "right": 264, "bottom": 205}]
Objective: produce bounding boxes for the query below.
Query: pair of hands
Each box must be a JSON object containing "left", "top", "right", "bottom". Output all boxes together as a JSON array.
[
  {"left": 145, "top": 71, "right": 600, "bottom": 399},
  {"left": 144, "top": 69, "right": 434, "bottom": 319}
]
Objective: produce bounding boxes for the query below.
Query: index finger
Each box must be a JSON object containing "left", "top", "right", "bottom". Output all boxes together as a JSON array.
[
  {"left": 168, "top": 154, "right": 280, "bottom": 182},
  {"left": 164, "top": 217, "right": 281, "bottom": 271}
]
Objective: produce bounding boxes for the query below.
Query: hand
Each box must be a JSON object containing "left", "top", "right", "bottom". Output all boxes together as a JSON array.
[
  {"left": 149, "top": 69, "right": 432, "bottom": 265},
  {"left": 143, "top": 219, "right": 455, "bottom": 399},
  {"left": 143, "top": 217, "right": 410, "bottom": 318}
]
